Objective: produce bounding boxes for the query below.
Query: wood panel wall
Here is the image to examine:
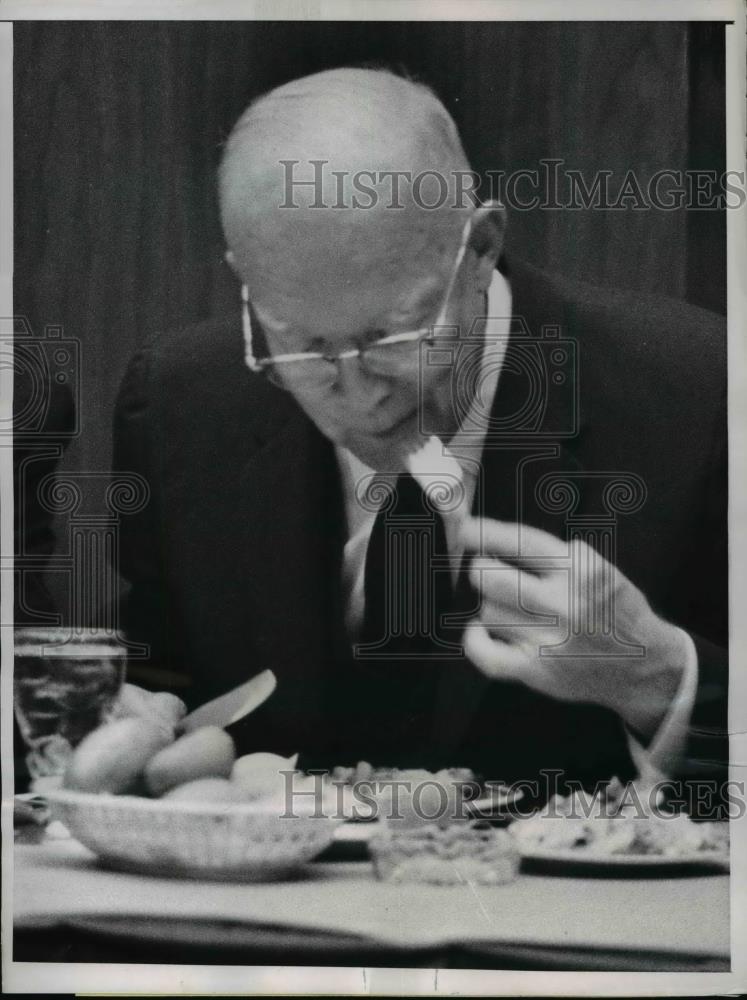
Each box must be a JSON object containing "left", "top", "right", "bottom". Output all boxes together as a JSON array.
[{"left": 14, "top": 20, "right": 726, "bottom": 504}]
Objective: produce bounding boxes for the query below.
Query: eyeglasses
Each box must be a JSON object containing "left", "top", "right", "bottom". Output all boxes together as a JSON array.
[{"left": 241, "top": 214, "right": 473, "bottom": 389}]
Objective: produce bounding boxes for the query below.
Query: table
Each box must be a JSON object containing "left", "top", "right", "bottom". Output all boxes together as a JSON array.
[{"left": 13, "top": 839, "right": 730, "bottom": 971}]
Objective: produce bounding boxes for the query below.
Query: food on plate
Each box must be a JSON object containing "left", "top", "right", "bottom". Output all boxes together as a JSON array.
[
  {"left": 397, "top": 768, "right": 479, "bottom": 828},
  {"left": 331, "top": 762, "right": 475, "bottom": 786},
  {"left": 340, "top": 762, "right": 519, "bottom": 885},
  {"left": 63, "top": 716, "right": 173, "bottom": 793},
  {"left": 330, "top": 762, "right": 479, "bottom": 822},
  {"left": 144, "top": 726, "right": 235, "bottom": 796},
  {"left": 163, "top": 777, "right": 249, "bottom": 803},
  {"left": 508, "top": 780, "right": 730, "bottom": 858},
  {"left": 369, "top": 822, "right": 520, "bottom": 885}
]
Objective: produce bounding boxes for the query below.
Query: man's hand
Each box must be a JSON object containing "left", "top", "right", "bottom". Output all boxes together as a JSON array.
[{"left": 460, "top": 517, "right": 692, "bottom": 740}]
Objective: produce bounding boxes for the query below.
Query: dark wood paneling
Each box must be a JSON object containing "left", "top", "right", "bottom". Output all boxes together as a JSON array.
[
  {"left": 686, "top": 22, "right": 727, "bottom": 315},
  {"left": 14, "top": 20, "right": 725, "bottom": 484}
]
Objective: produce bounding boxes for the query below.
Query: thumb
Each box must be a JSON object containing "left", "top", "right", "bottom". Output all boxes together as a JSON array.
[{"left": 463, "top": 620, "right": 525, "bottom": 680}]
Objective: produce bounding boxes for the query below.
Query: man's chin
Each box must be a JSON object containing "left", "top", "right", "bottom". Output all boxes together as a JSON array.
[{"left": 340, "top": 423, "right": 426, "bottom": 472}]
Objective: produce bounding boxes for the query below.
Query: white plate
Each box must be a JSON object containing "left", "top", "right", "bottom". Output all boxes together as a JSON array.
[
  {"left": 519, "top": 847, "right": 729, "bottom": 874},
  {"left": 334, "top": 822, "right": 376, "bottom": 842},
  {"left": 330, "top": 826, "right": 730, "bottom": 874}
]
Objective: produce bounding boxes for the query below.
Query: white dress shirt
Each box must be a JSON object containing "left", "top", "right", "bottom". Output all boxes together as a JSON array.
[{"left": 335, "top": 271, "right": 697, "bottom": 778}]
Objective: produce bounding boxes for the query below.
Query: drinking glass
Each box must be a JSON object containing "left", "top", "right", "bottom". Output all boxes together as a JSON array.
[{"left": 14, "top": 627, "right": 127, "bottom": 789}]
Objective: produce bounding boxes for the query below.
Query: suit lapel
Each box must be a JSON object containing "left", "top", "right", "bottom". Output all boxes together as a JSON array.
[
  {"left": 232, "top": 408, "right": 348, "bottom": 757},
  {"left": 430, "top": 265, "right": 588, "bottom": 765}
]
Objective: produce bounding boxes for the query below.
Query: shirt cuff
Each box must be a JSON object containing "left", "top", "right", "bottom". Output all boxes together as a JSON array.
[{"left": 626, "top": 628, "right": 699, "bottom": 782}]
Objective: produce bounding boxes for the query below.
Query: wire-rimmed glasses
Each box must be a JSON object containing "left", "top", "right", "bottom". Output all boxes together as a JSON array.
[{"left": 241, "top": 214, "right": 474, "bottom": 389}]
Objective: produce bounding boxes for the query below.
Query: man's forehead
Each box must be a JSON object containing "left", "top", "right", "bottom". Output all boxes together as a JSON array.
[
  {"left": 236, "top": 195, "right": 460, "bottom": 292},
  {"left": 253, "top": 268, "right": 446, "bottom": 341},
  {"left": 235, "top": 189, "right": 459, "bottom": 258}
]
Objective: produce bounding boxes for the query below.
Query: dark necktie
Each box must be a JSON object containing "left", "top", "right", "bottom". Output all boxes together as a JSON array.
[{"left": 354, "top": 473, "right": 459, "bottom": 763}]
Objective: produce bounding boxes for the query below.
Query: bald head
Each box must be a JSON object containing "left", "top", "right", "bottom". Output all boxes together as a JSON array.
[{"left": 219, "top": 68, "right": 474, "bottom": 315}]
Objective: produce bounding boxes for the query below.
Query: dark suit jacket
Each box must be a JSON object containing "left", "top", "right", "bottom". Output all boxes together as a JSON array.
[{"left": 113, "top": 260, "right": 727, "bottom": 796}]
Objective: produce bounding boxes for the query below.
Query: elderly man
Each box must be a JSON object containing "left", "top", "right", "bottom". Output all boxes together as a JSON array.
[{"left": 113, "top": 68, "right": 727, "bottom": 797}]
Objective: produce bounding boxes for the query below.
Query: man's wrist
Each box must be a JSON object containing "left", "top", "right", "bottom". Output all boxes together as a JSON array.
[{"left": 611, "top": 621, "right": 690, "bottom": 742}]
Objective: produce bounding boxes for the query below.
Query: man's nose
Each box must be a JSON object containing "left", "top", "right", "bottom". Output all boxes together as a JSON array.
[{"left": 334, "top": 354, "right": 392, "bottom": 405}]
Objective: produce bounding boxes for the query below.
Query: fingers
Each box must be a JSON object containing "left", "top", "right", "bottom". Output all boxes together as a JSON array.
[
  {"left": 468, "top": 555, "right": 567, "bottom": 639},
  {"left": 461, "top": 515, "right": 567, "bottom": 556},
  {"left": 462, "top": 620, "right": 527, "bottom": 679},
  {"left": 460, "top": 517, "right": 572, "bottom": 580},
  {"left": 469, "top": 556, "right": 549, "bottom": 610},
  {"left": 460, "top": 517, "right": 621, "bottom": 601}
]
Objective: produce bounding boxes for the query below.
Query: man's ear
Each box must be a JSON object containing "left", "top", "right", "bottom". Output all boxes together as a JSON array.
[
  {"left": 224, "top": 248, "right": 239, "bottom": 274},
  {"left": 468, "top": 202, "right": 507, "bottom": 293}
]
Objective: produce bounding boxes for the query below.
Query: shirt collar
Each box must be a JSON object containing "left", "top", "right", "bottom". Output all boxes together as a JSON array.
[{"left": 446, "top": 268, "right": 511, "bottom": 473}]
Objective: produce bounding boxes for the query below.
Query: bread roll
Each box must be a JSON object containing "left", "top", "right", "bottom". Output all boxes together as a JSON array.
[
  {"left": 63, "top": 717, "right": 173, "bottom": 793},
  {"left": 163, "top": 777, "right": 247, "bottom": 803},
  {"left": 144, "top": 726, "right": 235, "bottom": 796}
]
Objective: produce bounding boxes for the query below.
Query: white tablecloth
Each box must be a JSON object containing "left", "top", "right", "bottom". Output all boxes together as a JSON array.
[{"left": 14, "top": 839, "right": 730, "bottom": 966}]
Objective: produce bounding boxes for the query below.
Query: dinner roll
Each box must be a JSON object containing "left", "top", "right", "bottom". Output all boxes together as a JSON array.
[
  {"left": 144, "top": 726, "right": 235, "bottom": 796},
  {"left": 63, "top": 717, "right": 173, "bottom": 793},
  {"left": 163, "top": 777, "right": 248, "bottom": 803}
]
